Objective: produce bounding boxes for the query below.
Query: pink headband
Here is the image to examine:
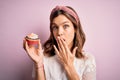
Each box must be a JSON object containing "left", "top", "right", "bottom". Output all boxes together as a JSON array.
[{"left": 51, "top": 6, "right": 79, "bottom": 23}]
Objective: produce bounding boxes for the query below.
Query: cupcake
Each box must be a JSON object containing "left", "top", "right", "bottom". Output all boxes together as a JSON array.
[{"left": 25, "top": 33, "right": 39, "bottom": 45}]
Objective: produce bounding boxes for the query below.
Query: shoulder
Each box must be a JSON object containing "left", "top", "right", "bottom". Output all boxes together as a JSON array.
[
  {"left": 83, "top": 52, "right": 96, "bottom": 66},
  {"left": 82, "top": 52, "right": 96, "bottom": 79}
]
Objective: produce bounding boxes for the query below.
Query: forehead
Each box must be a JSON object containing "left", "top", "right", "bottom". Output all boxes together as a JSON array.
[{"left": 52, "top": 14, "right": 72, "bottom": 25}]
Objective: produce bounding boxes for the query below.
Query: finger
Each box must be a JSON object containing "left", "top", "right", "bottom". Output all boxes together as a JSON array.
[
  {"left": 25, "top": 40, "right": 30, "bottom": 52},
  {"left": 24, "top": 39, "right": 33, "bottom": 57},
  {"left": 60, "top": 37, "right": 70, "bottom": 53},
  {"left": 38, "top": 39, "right": 42, "bottom": 50},
  {"left": 53, "top": 45, "right": 60, "bottom": 56},
  {"left": 59, "top": 38, "right": 69, "bottom": 58},
  {"left": 72, "top": 47, "right": 78, "bottom": 56},
  {"left": 38, "top": 39, "right": 41, "bottom": 49},
  {"left": 57, "top": 37, "right": 65, "bottom": 53},
  {"left": 37, "top": 39, "right": 43, "bottom": 56},
  {"left": 37, "top": 49, "right": 43, "bottom": 56},
  {"left": 56, "top": 37, "right": 62, "bottom": 52},
  {"left": 23, "top": 39, "right": 26, "bottom": 50}
]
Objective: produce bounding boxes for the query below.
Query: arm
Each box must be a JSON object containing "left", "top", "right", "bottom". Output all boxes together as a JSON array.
[
  {"left": 53, "top": 37, "right": 80, "bottom": 80},
  {"left": 23, "top": 39, "right": 46, "bottom": 80},
  {"left": 64, "top": 53, "right": 96, "bottom": 80},
  {"left": 64, "top": 63, "right": 80, "bottom": 80},
  {"left": 34, "top": 63, "right": 46, "bottom": 80}
]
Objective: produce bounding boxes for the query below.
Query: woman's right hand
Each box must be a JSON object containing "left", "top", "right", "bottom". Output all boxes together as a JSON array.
[{"left": 23, "top": 39, "right": 44, "bottom": 66}]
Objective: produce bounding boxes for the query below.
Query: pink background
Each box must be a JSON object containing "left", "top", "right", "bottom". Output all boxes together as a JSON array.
[{"left": 0, "top": 0, "right": 120, "bottom": 80}]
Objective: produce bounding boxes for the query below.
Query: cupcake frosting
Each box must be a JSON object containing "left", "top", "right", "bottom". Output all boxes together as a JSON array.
[{"left": 26, "top": 33, "right": 39, "bottom": 39}]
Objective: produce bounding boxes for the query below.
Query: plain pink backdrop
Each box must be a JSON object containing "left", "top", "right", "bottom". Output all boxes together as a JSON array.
[{"left": 0, "top": 0, "right": 120, "bottom": 80}]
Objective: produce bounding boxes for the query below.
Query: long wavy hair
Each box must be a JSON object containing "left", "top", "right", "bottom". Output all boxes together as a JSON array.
[{"left": 43, "top": 6, "right": 86, "bottom": 58}]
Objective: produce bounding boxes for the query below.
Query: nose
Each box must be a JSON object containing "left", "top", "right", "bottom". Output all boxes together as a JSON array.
[{"left": 58, "top": 27, "right": 63, "bottom": 36}]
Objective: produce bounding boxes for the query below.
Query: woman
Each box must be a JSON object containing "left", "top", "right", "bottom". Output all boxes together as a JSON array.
[{"left": 23, "top": 6, "right": 96, "bottom": 80}]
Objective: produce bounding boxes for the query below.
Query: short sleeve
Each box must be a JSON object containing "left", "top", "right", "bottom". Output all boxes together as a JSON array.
[{"left": 82, "top": 53, "right": 96, "bottom": 80}]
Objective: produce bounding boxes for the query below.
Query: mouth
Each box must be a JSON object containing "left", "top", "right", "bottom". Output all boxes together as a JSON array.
[
  {"left": 63, "top": 38, "right": 66, "bottom": 41},
  {"left": 56, "top": 36, "right": 66, "bottom": 42},
  {"left": 60, "top": 37, "right": 66, "bottom": 42}
]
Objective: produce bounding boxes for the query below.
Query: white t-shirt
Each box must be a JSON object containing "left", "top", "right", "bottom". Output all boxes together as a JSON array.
[{"left": 32, "top": 52, "right": 96, "bottom": 80}]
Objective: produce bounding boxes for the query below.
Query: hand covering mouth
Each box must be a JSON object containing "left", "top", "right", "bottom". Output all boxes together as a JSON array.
[{"left": 57, "top": 36, "right": 66, "bottom": 41}]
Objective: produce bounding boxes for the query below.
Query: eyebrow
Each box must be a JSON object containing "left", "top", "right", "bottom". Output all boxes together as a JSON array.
[{"left": 52, "top": 21, "right": 69, "bottom": 26}]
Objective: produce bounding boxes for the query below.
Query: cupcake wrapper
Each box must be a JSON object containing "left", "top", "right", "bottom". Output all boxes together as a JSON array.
[{"left": 26, "top": 39, "right": 39, "bottom": 45}]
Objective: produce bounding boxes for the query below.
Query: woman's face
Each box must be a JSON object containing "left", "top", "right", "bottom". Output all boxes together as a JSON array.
[{"left": 51, "top": 14, "right": 75, "bottom": 49}]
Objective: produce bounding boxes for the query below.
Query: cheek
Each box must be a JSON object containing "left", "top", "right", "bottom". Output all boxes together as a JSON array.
[
  {"left": 66, "top": 30, "right": 75, "bottom": 41},
  {"left": 69, "top": 33, "right": 75, "bottom": 40},
  {"left": 53, "top": 31, "right": 57, "bottom": 40}
]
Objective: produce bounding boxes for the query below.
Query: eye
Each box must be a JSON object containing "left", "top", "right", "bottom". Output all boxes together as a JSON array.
[
  {"left": 52, "top": 26, "right": 58, "bottom": 31},
  {"left": 63, "top": 24, "right": 69, "bottom": 29}
]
